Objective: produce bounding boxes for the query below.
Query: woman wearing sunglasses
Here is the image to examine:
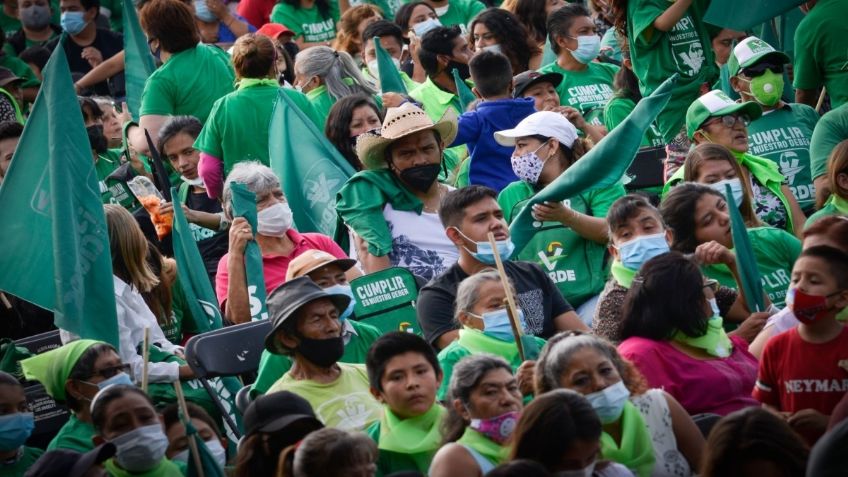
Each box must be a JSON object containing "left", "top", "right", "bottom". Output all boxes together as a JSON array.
[{"left": 664, "top": 89, "right": 807, "bottom": 238}]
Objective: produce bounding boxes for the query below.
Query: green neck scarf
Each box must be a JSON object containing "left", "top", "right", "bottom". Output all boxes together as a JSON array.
[
  {"left": 236, "top": 78, "right": 278, "bottom": 90},
  {"left": 600, "top": 401, "right": 656, "bottom": 477},
  {"left": 20, "top": 340, "right": 103, "bottom": 400},
  {"left": 457, "top": 428, "right": 508, "bottom": 466},
  {"left": 378, "top": 404, "right": 446, "bottom": 465},
  {"left": 610, "top": 260, "right": 637, "bottom": 289},
  {"left": 672, "top": 316, "right": 733, "bottom": 357},
  {"left": 828, "top": 194, "right": 848, "bottom": 214},
  {"left": 458, "top": 328, "right": 519, "bottom": 359},
  {"left": 104, "top": 458, "right": 183, "bottom": 477}
]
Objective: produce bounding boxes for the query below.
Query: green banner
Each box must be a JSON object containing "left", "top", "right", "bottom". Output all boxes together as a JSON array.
[
  {"left": 122, "top": 0, "right": 156, "bottom": 120},
  {"left": 350, "top": 267, "right": 420, "bottom": 335},
  {"left": 452, "top": 68, "right": 476, "bottom": 112},
  {"left": 229, "top": 183, "right": 269, "bottom": 321},
  {"left": 375, "top": 36, "right": 407, "bottom": 94},
  {"left": 0, "top": 37, "right": 119, "bottom": 347},
  {"left": 726, "top": 183, "right": 766, "bottom": 312},
  {"left": 704, "top": 0, "right": 804, "bottom": 32}
]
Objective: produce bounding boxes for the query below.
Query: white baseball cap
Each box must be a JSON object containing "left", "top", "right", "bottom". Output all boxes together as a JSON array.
[{"left": 494, "top": 111, "right": 578, "bottom": 148}]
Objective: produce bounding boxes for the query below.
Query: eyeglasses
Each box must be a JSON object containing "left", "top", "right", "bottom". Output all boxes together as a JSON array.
[
  {"left": 740, "top": 62, "right": 784, "bottom": 77},
  {"left": 704, "top": 114, "right": 750, "bottom": 129},
  {"left": 702, "top": 279, "right": 719, "bottom": 293},
  {"left": 89, "top": 364, "right": 131, "bottom": 380}
]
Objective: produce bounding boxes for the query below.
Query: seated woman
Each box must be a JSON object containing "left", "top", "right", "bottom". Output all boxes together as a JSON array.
[
  {"left": 162, "top": 402, "right": 227, "bottom": 468},
  {"left": 617, "top": 252, "right": 760, "bottom": 416},
  {"left": 535, "top": 332, "right": 704, "bottom": 476},
  {"left": 324, "top": 93, "right": 384, "bottom": 172},
  {"left": 437, "top": 270, "right": 543, "bottom": 401},
  {"left": 511, "top": 389, "right": 635, "bottom": 476},
  {"left": 469, "top": 8, "right": 541, "bottom": 75},
  {"left": 0, "top": 371, "right": 42, "bottom": 477},
  {"left": 661, "top": 181, "right": 800, "bottom": 309},
  {"left": 21, "top": 340, "right": 127, "bottom": 453},
  {"left": 429, "top": 355, "right": 524, "bottom": 477}
]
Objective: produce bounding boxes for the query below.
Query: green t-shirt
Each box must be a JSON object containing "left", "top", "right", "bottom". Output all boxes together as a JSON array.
[
  {"left": 498, "top": 180, "right": 623, "bottom": 307},
  {"left": 702, "top": 226, "right": 801, "bottom": 308},
  {"left": 100, "top": 0, "right": 124, "bottom": 32},
  {"left": 0, "top": 54, "right": 39, "bottom": 89},
  {"left": 47, "top": 414, "right": 96, "bottom": 453},
  {"left": 252, "top": 319, "right": 382, "bottom": 396},
  {"left": 793, "top": 0, "right": 848, "bottom": 109},
  {"left": 3, "top": 30, "right": 59, "bottom": 58},
  {"left": 266, "top": 363, "right": 382, "bottom": 431},
  {"left": 95, "top": 150, "right": 121, "bottom": 205},
  {"left": 104, "top": 458, "right": 184, "bottom": 477},
  {"left": 0, "top": 447, "right": 42, "bottom": 477},
  {"left": 604, "top": 96, "right": 665, "bottom": 148},
  {"left": 626, "top": 0, "right": 718, "bottom": 141},
  {"left": 538, "top": 61, "right": 619, "bottom": 126},
  {"left": 809, "top": 103, "right": 848, "bottom": 180},
  {"left": 270, "top": 2, "right": 339, "bottom": 44},
  {"left": 428, "top": 0, "right": 486, "bottom": 31},
  {"left": 0, "top": 10, "right": 20, "bottom": 39},
  {"left": 139, "top": 44, "right": 235, "bottom": 123},
  {"left": 805, "top": 194, "right": 848, "bottom": 229}
]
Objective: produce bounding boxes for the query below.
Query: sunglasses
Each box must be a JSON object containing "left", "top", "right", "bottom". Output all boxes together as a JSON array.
[
  {"left": 703, "top": 279, "right": 719, "bottom": 293},
  {"left": 90, "top": 363, "right": 132, "bottom": 380},
  {"left": 704, "top": 114, "right": 750, "bottom": 129},
  {"left": 740, "top": 63, "right": 784, "bottom": 77}
]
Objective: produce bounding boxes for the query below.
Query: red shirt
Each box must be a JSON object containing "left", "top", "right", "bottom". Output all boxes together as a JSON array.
[
  {"left": 753, "top": 326, "right": 848, "bottom": 414},
  {"left": 237, "top": 0, "right": 277, "bottom": 28}
]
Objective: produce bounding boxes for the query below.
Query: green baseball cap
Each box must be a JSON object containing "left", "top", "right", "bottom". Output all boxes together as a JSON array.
[
  {"left": 685, "top": 90, "right": 762, "bottom": 139},
  {"left": 727, "top": 36, "right": 790, "bottom": 78}
]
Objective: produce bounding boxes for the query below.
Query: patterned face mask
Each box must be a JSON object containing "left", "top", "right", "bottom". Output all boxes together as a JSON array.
[{"left": 510, "top": 141, "right": 550, "bottom": 184}]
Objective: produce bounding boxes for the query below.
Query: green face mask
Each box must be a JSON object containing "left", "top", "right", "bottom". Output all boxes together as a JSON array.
[{"left": 743, "top": 69, "right": 784, "bottom": 106}]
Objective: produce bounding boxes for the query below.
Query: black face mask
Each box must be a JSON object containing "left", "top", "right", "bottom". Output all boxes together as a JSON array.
[
  {"left": 399, "top": 163, "right": 441, "bottom": 192},
  {"left": 447, "top": 60, "right": 470, "bottom": 80},
  {"left": 297, "top": 336, "right": 344, "bottom": 367},
  {"left": 87, "top": 124, "right": 108, "bottom": 154}
]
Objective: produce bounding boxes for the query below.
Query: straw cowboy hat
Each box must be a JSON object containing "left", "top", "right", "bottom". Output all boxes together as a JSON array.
[{"left": 355, "top": 102, "right": 458, "bottom": 170}]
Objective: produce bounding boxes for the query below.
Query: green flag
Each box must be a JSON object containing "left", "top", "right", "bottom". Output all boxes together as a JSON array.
[
  {"left": 269, "top": 89, "right": 355, "bottom": 237},
  {"left": 704, "top": 0, "right": 804, "bottom": 32},
  {"left": 375, "top": 36, "right": 407, "bottom": 94},
  {"left": 123, "top": 0, "right": 156, "bottom": 120},
  {"left": 181, "top": 410, "right": 226, "bottom": 477},
  {"left": 229, "top": 182, "right": 269, "bottom": 321},
  {"left": 452, "top": 68, "right": 476, "bottom": 112},
  {"left": 508, "top": 75, "right": 678, "bottom": 253},
  {"left": 725, "top": 183, "right": 766, "bottom": 312},
  {"left": 170, "top": 186, "right": 223, "bottom": 332},
  {"left": 0, "top": 37, "right": 119, "bottom": 347}
]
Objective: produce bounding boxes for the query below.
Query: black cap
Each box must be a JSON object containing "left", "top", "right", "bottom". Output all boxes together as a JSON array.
[
  {"left": 264, "top": 276, "right": 351, "bottom": 355},
  {"left": 25, "top": 443, "right": 116, "bottom": 477},
  {"left": 243, "top": 391, "right": 323, "bottom": 437},
  {"left": 512, "top": 70, "right": 563, "bottom": 98}
]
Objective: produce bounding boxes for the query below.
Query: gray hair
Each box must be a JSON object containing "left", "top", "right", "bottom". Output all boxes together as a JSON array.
[
  {"left": 448, "top": 354, "right": 512, "bottom": 405},
  {"left": 293, "top": 428, "right": 377, "bottom": 477},
  {"left": 221, "top": 161, "right": 282, "bottom": 219},
  {"left": 453, "top": 269, "right": 515, "bottom": 325},
  {"left": 534, "top": 332, "right": 633, "bottom": 395},
  {"left": 295, "top": 46, "right": 377, "bottom": 100}
]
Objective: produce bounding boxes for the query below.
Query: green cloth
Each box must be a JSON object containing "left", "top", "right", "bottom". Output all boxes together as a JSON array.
[
  {"left": 538, "top": 61, "right": 619, "bottom": 126},
  {"left": 673, "top": 316, "right": 734, "bottom": 357},
  {"left": 367, "top": 404, "right": 446, "bottom": 476},
  {"left": 436, "top": 328, "right": 545, "bottom": 401},
  {"left": 0, "top": 447, "right": 43, "bottom": 477},
  {"left": 335, "top": 168, "right": 423, "bottom": 256},
  {"left": 104, "top": 458, "right": 184, "bottom": 477},
  {"left": 139, "top": 44, "right": 235, "bottom": 123},
  {"left": 101, "top": 0, "right": 124, "bottom": 32},
  {"left": 47, "top": 414, "right": 96, "bottom": 453},
  {"left": 704, "top": 0, "right": 804, "bottom": 32},
  {"left": 269, "top": 2, "right": 339, "bottom": 43},
  {"left": 498, "top": 179, "right": 622, "bottom": 307},
  {"left": 123, "top": 0, "right": 156, "bottom": 120},
  {"left": 0, "top": 10, "right": 21, "bottom": 39},
  {"left": 452, "top": 68, "right": 476, "bottom": 112},
  {"left": 95, "top": 149, "right": 121, "bottom": 205},
  {"left": 266, "top": 363, "right": 382, "bottom": 431},
  {"left": 0, "top": 53, "right": 40, "bottom": 89},
  {"left": 374, "top": 37, "right": 408, "bottom": 94},
  {"left": 806, "top": 194, "right": 848, "bottom": 228},
  {"left": 610, "top": 260, "right": 637, "bottom": 289},
  {"left": 702, "top": 226, "right": 801, "bottom": 308},
  {"left": 600, "top": 401, "right": 655, "bottom": 477},
  {"left": 714, "top": 63, "right": 741, "bottom": 101},
  {"left": 305, "top": 84, "right": 335, "bottom": 127},
  {"left": 229, "top": 182, "right": 268, "bottom": 321},
  {"left": 20, "top": 340, "right": 102, "bottom": 401},
  {"left": 456, "top": 428, "right": 507, "bottom": 467},
  {"left": 409, "top": 77, "right": 464, "bottom": 123},
  {"left": 747, "top": 104, "right": 819, "bottom": 212},
  {"left": 362, "top": 67, "right": 419, "bottom": 94},
  {"left": 626, "top": 0, "right": 718, "bottom": 141},
  {"left": 604, "top": 96, "right": 665, "bottom": 148},
  {"left": 428, "top": 0, "right": 485, "bottom": 29},
  {"left": 793, "top": 0, "right": 848, "bottom": 109},
  {"left": 809, "top": 103, "right": 848, "bottom": 180},
  {"left": 252, "top": 320, "right": 382, "bottom": 396}
]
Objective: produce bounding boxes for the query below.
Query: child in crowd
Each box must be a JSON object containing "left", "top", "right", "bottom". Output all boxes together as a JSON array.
[{"left": 0, "top": 371, "right": 41, "bottom": 477}]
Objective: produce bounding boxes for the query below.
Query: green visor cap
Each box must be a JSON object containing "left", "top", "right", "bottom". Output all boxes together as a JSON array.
[
  {"left": 686, "top": 90, "right": 763, "bottom": 139},
  {"left": 727, "top": 36, "right": 790, "bottom": 78}
]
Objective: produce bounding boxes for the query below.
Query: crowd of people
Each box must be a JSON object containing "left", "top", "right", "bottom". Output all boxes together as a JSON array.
[{"left": 1, "top": 0, "right": 848, "bottom": 476}]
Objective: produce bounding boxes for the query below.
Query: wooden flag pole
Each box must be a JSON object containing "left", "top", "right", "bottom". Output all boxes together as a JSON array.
[
  {"left": 816, "top": 87, "right": 827, "bottom": 113},
  {"left": 141, "top": 327, "right": 150, "bottom": 393},
  {"left": 173, "top": 382, "right": 205, "bottom": 477},
  {"left": 487, "top": 232, "right": 525, "bottom": 362}
]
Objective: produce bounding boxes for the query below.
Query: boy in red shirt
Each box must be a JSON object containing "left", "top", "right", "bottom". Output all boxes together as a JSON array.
[{"left": 754, "top": 245, "right": 848, "bottom": 443}]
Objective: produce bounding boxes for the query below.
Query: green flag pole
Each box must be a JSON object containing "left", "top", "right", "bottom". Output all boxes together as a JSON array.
[
  {"left": 0, "top": 36, "right": 119, "bottom": 347},
  {"left": 725, "top": 183, "right": 766, "bottom": 312},
  {"left": 123, "top": 0, "right": 156, "bottom": 120},
  {"left": 508, "top": 74, "right": 678, "bottom": 254},
  {"left": 375, "top": 36, "right": 407, "bottom": 94},
  {"left": 704, "top": 0, "right": 804, "bottom": 31},
  {"left": 452, "top": 68, "right": 476, "bottom": 112},
  {"left": 229, "top": 182, "right": 269, "bottom": 322}
]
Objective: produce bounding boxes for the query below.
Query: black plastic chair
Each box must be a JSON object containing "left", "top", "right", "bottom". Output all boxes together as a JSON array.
[
  {"left": 23, "top": 383, "right": 70, "bottom": 449},
  {"left": 185, "top": 320, "right": 272, "bottom": 438},
  {"left": 691, "top": 413, "right": 722, "bottom": 438},
  {"left": 15, "top": 330, "right": 62, "bottom": 355}
]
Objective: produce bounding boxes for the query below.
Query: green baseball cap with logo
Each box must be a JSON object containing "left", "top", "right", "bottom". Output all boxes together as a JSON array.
[
  {"left": 727, "top": 36, "right": 790, "bottom": 78},
  {"left": 685, "top": 90, "right": 763, "bottom": 139}
]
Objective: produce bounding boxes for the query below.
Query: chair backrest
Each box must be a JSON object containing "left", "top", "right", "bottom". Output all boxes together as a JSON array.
[
  {"left": 350, "top": 267, "right": 421, "bottom": 335},
  {"left": 15, "top": 330, "right": 62, "bottom": 355},
  {"left": 185, "top": 320, "right": 272, "bottom": 380},
  {"left": 625, "top": 146, "right": 666, "bottom": 190},
  {"left": 24, "top": 382, "right": 70, "bottom": 449}
]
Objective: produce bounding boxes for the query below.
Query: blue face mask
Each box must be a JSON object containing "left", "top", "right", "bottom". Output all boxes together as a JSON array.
[
  {"left": 616, "top": 232, "right": 669, "bottom": 270},
  {"left": 194, "top": 0, "right": 217, "bottom": 22},
  {"left": 707, "top": 178, "right": 744, "bottom": 207},
  {"left": 0, "top": 412, "right": 35, "bottom": 451},
  {"left": 412, "top": 18, "right": 441, "bottom": 37},
  {"left": 471, "top": 308, "right": 526, "bottom": 341},
  {"left": 93, "top": 372, "right": 134, "bottom": 390},
  {"left": 584, "top": 380, "right": 630, "bottom": 424},
  {"left": 568, "top": 35, "right": 601, "bottom": 64},
  {"left": 60, "top": 11, "right": 88, "bottom": 35},
  {"left": 453, "top": 228, "right": 515, "bottom": 265},
  {"left": 325, "top": 283, "right": 356, "bottom": 323}
]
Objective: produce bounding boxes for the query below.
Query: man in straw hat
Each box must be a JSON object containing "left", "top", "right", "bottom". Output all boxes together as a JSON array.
[{"left": 336, "top": 102, "right": 461, "bottom": 281}]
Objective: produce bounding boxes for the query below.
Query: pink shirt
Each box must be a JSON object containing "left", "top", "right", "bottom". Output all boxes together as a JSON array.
[
  {"left": 215, "top": 229, "right": 348, "bottom": 306},
  {"left": 618, "top": 335, "right": 759, "bottom": 416}
]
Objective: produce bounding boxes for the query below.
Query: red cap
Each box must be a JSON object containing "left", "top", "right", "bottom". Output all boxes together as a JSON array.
[{"left": 257, "top": 23, "right": 295, "bottom": 40}]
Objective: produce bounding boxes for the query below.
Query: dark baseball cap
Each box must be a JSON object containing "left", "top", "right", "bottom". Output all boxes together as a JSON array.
[
  {"left": 25, "top": 443, "right": 116, "bottom": 477},
  {"left": 513, "top": 70, "right": 563, "bottom": 98},
  {"left": 243, "top": 391, "right": 323, "bottom": 437},
  {"left": 0, "top": 68, "right": 22, "bottom": 88}
]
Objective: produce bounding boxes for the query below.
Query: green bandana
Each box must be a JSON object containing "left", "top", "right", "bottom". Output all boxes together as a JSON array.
[
  {"left": 20, "top": 340, "right": 104, "bottom": 400},
  {"left": 457, "top": 428, "right": 508, "bottom": 466},
  {"left": 672, "top": 316, "right": 733, "bottom": 357},
  {"left": 377, "top": 404, "right": 446, "bottom": 470},
  {"left": 236, "top": 78, "right": 279, "bottom": 90},
  {"left": 828, "top": 194, "right": 848, "bottom": 214},
  {"left": 600, "top": 401, "right": 656, "bottom": 477},
  {"left": 458, "top": 328, "right": 541, "bottom": 361},
  {"left": 610, "top": 260, "right": 637, "bottom": 289}
]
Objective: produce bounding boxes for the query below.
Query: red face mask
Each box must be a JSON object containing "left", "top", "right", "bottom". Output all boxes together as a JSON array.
[{"left": 787, "top": 287, "right": 839, "bottom": 324}]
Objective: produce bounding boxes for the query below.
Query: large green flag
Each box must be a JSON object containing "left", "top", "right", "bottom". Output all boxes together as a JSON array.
[
  {"left": 452, "top": 68, "right": 476, "bottom": 112},
  {"left": 170, "top": 186, "right": 223, "bottom": 332},
  {"left": 123, "top": 0, "right": 156, "bottom": 120},
  {"left": 268, "top": 89, "right": 355, "bottom": 238},
  {"left": 0, "top": 38, "right": 119, "bottom": 347},
  {"left": 375, "top": 36, "right": 407, "bottom": 94},
  {"left": 229, "top": 182, "right": 269, "bottom": 321},
  {"left": 508, "top": 75, "right": 678, "bottom": 253},
  {"left": 704, "top": 0, "right": 804, "bottom": 32},
  {"left": 725, "top": 184, "right": 766, "bottom": 312}
]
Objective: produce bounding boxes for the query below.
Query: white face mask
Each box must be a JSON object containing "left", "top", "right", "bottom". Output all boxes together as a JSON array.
[
  {"left": 173, "top": 438, "right": 227, "bottom": 468},
  {"left": 110, "top": 424, "right": 169, "bottom": 473},
  {"left": 366, "top": 57, "right": 402, "bottom": 80},
  {"left": 256, "top": 202, "right": 293, "bottom": 237}
]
